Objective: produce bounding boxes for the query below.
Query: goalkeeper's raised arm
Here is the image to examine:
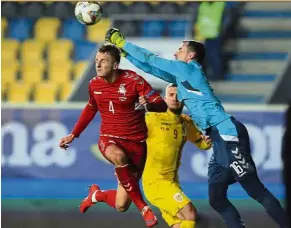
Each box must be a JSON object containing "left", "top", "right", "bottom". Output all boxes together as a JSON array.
[
  {"left": 125, "top": 54, "right": 176, "bottom": 84},
  {"left": 105, "top": 28, "right": 205, "bottom": 83}
]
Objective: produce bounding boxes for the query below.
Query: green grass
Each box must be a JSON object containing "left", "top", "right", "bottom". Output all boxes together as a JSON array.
[{"left": 2, "top": 198, "right": 286, "bottom": 212}]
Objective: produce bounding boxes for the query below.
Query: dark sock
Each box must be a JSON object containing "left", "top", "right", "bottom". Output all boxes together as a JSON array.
[
  {"left": 258, "top": 189, "right": 289, "bottom": 228},
  {"left": 214, "top": 200, "right": 246, "bottom": 228}
]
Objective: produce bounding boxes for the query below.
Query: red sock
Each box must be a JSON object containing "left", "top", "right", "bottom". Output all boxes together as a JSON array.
[
  {"left": 94, "top": 190, "right": 117, "bottom": 209},
  {"left": 115, "top": 164, "right": 147, "bottom": 211}
]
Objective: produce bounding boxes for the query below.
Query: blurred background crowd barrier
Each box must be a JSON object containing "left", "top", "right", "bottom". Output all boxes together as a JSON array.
[{"left": 1, "top": 1, "right": 291, "bottom": 227}]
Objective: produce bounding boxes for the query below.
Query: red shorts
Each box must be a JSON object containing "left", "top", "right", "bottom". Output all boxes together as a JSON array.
[{"left": 98, "top": 136, "right": 147, "bottom": 179}]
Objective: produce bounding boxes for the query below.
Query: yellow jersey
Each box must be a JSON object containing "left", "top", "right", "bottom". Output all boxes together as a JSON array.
[{"left": 143, "top": 110, "right": 210, "bottom": 181}]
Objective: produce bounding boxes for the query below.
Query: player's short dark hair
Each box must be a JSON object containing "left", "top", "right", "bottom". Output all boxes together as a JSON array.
[
  {"left": 166, "top": 83, "right": 177, "bottom": 92},
  {"left": 183, "top": 40, "right": 205, "bottom": 64},
  {"left": 98, "top": 43, "right": 121, "bottom": 64},
  {"left": 167, "top": 83, "right": 177, "bottom": 88}
]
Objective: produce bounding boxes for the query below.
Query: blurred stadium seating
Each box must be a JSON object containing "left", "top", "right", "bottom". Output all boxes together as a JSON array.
[
  {"left": 1, "top": 1, "right": 291, "bottom": 104},
  {"left": 1, "top": 1, "right": 109, "bottom": 103}
]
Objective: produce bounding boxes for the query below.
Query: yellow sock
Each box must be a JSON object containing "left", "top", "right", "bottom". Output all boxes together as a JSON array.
[{"left": 180, "top": 220, "right": 196, "bottom": 228}]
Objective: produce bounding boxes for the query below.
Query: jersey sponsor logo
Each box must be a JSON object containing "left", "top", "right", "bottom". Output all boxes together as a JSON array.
[
  {"left": 181, "top": 81, "right": 203, "bottom": 96},
  {"left": 94, "top": 91, "right": 102, "bottom": 95},
  {"left": 118, "top": 84, "right": 127, "bottom": 96},
  {"left": 173, "top": 192, "right": 184, "bottom": 202}
]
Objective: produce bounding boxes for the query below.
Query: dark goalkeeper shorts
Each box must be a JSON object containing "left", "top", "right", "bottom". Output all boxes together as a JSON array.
[{"left": 208, "top": 117, "right": 257, "bottom": 184}]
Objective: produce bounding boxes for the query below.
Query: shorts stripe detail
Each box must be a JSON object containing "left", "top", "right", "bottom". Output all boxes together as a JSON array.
[{"left": 221, "top": 135, "right": 239, "bottom": 142}]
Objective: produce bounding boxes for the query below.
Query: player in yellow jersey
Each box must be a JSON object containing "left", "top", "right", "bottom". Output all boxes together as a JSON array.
[{"left": 142, "top": 83, "right": 212, "bottom": 228}]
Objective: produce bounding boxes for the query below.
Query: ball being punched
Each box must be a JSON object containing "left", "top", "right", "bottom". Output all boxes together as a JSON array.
[{"left": 75, "top": 2, "right": 103, "bottom": 26}]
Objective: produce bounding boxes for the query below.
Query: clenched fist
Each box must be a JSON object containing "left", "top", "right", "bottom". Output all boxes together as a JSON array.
[
  {"left": 59, "top": 134, "right": 75, "bottom": 150},
  {"left": 201, "top": 135, "right": 212, "bottom": 147}
]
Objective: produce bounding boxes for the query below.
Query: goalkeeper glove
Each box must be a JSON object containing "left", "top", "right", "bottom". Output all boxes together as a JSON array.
[{"left": 105, "top": 28, "right": 126, "bottom": 49}]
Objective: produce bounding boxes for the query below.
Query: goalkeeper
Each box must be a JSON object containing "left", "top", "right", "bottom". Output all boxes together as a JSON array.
[{"left": 105, "top": 28, "right": 289, "bottom": 228}]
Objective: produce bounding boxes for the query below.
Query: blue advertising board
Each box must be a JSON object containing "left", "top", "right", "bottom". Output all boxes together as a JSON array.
[{"left": 1, "top": 106, "right": 286, "bottom": 198}]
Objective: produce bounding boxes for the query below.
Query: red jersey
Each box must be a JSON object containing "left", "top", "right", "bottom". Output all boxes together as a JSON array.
[{"left": 72, "top": 69, "right": 163, "bottom": 142}]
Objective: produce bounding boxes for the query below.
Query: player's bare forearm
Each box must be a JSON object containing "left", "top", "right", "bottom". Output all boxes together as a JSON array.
[
  {"left": 71, "top": 103, "right": 98, "bottom": 138},
  {"left": 147, "top": 97, "right": 167, "bottom": 112}
]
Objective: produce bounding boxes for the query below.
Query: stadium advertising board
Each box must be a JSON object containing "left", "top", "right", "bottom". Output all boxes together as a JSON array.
[{"left": 1, "top": 106, "right": 285, "bottom": 184}]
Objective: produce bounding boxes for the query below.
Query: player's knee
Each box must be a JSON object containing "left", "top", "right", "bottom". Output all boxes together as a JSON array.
[
  {"left": 178, "top": 203, "right": 197, "bottom": 221},
  {"left": 248, "top": 186, "right": 266, "bottom": 202},
  {"left": 209, "top": 194, "right": 226, "bottom": 211},
  {"left": 241, "top": 176, "right": 265, "bottom": 201},
  {"left": 247, "top": 188, "right": 262, "bottom": 201},
  {"left": 111, "top": 151, "right": 127, "bottom": 166},
  {"left": 105, "top": 144, "right": 128, "bottom": 166},
  {"left": 115, "top": 202, "right": 130, "bottom": 212},
  {"left": 209, "top": 192, "right": 216, "bottom": 208}
]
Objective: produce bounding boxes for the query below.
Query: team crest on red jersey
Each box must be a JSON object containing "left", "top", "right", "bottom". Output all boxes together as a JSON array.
[
  {"left": 118, "top": 84, "right": 127, "bottom": 96},
  {"left": 118, "top": 84, "right": 127, "bottom": 101}
]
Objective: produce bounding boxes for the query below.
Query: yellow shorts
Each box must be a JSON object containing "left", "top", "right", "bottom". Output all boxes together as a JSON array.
[{"left": 142, "top": 179, "right": 191, "bottom": 226}]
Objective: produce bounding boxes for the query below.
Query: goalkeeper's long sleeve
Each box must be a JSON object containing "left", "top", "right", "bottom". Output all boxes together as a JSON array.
[
  {"left": 126, "top": 55, "right": 176, "bottom": 84},
  {"left": 124, "top": 42, "right": 192, "bottom": 80}
]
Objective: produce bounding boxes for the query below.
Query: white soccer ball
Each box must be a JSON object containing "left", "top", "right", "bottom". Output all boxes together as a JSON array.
[{"left": 75, "top": 2, "right": 103, "bottom": 26}]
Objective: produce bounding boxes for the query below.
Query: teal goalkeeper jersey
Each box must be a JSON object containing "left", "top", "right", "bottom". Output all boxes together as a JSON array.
[{"left": 124, "top": 42, "right": 231, "bottom": 131}]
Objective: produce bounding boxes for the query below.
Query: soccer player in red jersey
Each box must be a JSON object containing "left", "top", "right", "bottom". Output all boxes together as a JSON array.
[{"left": 59, "top": 44, "right": 167, "bottom": 227}]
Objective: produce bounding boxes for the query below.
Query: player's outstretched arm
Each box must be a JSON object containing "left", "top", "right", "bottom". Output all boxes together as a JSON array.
[
  {"left": 71, "top": 82, "right": 99, "bottom": 138},
  {"left": 182, "top": 114, "right": 212, "bottom": 150},
  {"left": 106, "top": 28, "right": 189, "bottom": 81},
  {"left": 126, "top": 54, "right": 176, "bottom": 84},
  {"left": 59, "top": 102, "right": 98, "bottom": 150},
  {"left": 123, "top": 42, "right": 190, "bottom": 79},
  {"left": 71, "top": 102, "right": 98, "bottom": 138}
]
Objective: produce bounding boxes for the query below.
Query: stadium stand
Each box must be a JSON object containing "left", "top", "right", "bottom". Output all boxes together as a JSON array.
[
  {"left": 47, "top": 39, "right": 73, "bottom": 63},
  {"left": 222, "top": 2, "right": 291, "bottom": 103},
  {"left": 87, "top": 18, "right": 111, "bottom": 42},
  {"left": 1, "top": 17, "right": 7, "bottom": 37},
  {"left": 34, "top": 82, "right": 58, "bottom": 104},
  {"left": 7, "top": 82, "right": 32, "bottom": 103},
  {"left": 34, "top": 17, "right": 61, "bottom": 43},
  {"left": 2, "top": 38, "right": 19, "bottom": 63},
  {"left": 1, "top": 2, "right": 290, "bottom": 103},
  {"left": 59, "top": 82, "right": 74, "bottom": 101}
]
